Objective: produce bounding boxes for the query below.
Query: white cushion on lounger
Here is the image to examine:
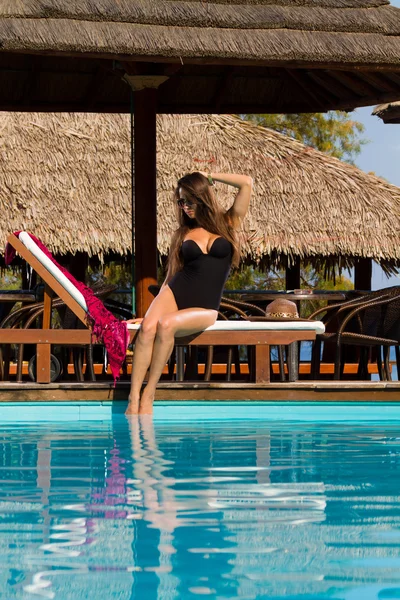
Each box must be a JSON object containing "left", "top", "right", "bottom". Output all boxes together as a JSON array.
[
  {"left": 127, "top": 320, "right": 325, "bottom": 334},
  {"left": 18, "top": 232, "right": 88, "bottom": 312}
]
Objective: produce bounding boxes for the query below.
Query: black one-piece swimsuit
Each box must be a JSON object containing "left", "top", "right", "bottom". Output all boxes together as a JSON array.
[{"left": 168, "top": 237, "right": 232, "bottom": 310}]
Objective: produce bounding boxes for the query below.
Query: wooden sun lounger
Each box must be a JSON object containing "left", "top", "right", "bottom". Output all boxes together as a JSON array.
[
  {"left": 126, "top": 321, "right": 325, "bottom": 383},
  {"left": 1, "top": 233, "right": 94, "bottom": 382},
  {"left": 2, "top": 233, "right": 325, "bottom": 385}
]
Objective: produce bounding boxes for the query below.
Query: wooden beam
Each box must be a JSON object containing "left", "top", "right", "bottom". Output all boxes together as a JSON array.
[
  {"left": 175, "top": 330, "right": 315, "bottom": 346},
  {"left": 286, "top": 257, "right": 301, "bottom": 291},
  {"left": 9, "top": 48, "right": 400, "bottom": 72},
  {"left": 83, "top": 66, "right": 105, "bottom": 109},
  {"left": 328, "top": 71, "right": 377, "bottom": 97},
  {"left": 383, "top": 71, "right": 400, "bottom": 86},
  {"left": 18, "top": 55, "right": 40, "bottom": 107},
  {"left": 333, "top": 89, "right": 400, "bottom": 111},
  {"left": 255, "top": 345, "right": 270, "bottom": 383},
  {"left": 306, "top": 70, "right": 351, "bottom": 101},
  {"left": 354, "top": 258, "right": 372, "bottom": 291},
  {"left": 0, "top": 330, "right": 91, "bottom": 344},
  {"left": 133, "top": 87, "right": 158, "bottom": 317},
  {"left": 36, "top": 284, "right": 53, "bottom": 383},
  {"left": 212, "top": 66, "right": 234, "bottom": 111},
  {"left": 69, "top": 251, "right": 88, "bottom": 283},
  {"left": 8, "top": 234, "right": 88, "bottom": 325},
  {"left": 0, "top": 381, "right": 399, "bottom": 402},
  {"left": 5, "top": 89, "right": 400, "bottom": 114},
  {"left": 356, "top": 71, "right": 398, "bottom": 92},
  {"left": 285, "top": 69, "right": 327, "bottom": 110},
  {"left": 4, "top": 361, "right": 392, "bottom": 377}
]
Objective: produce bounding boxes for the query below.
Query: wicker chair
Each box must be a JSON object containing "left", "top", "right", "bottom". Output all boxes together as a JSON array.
[{"left": 310, "top": 287, "right": 400, "bottom": 380}]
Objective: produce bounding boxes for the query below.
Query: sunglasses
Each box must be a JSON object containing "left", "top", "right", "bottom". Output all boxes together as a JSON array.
[{"left": 177, "top": 198, "right": 196, "bottom": 209}]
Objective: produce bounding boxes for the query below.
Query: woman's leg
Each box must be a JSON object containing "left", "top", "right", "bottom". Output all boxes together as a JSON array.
[
  {"left": 126, "top": 287, "right": 178, "bottom": 414},
  {"left": 139, "top": 307, "right": 218, "bottom": 414}
]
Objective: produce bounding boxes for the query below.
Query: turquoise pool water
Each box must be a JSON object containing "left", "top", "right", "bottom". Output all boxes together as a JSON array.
[{"left": 0, "top": 406, "right": 400, "bottom": 599}]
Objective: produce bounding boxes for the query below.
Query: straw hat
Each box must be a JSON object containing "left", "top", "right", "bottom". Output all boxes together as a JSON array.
[{"left": 265, "top": 298, "right": 299, "bottom": 320}]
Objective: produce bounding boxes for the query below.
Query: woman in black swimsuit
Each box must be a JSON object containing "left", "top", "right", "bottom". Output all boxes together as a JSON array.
[{"left": 126, "top": 171, "right": 252, "bottom": 415}]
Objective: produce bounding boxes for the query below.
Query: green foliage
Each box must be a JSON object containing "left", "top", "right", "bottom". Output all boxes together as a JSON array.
[
  {"left": 300, "top": 264, "right": 353, "bottom": 317},
  {"left": 0, "top": 271, "right": 22, "bottom": 290},
  {"left": 226, "top": 264, "right": 353, "bottom": 316},
  {"left": 305, "top": 266, "right": 353, "bottom": 292},
  {"left": 227, "top": 264, "right": 352, "bottom": 292},
  {"left": 225, "top": 266, "right": 270, "bottom": 290},
  {"left": 87, "top": 262, "right": 132, "bottom": 288},
  {"left": 87, "top": 262, "right": 133, "bottom": 307},
  {"left": 243, "top": 111, "right": 367, "bottom": 164}
]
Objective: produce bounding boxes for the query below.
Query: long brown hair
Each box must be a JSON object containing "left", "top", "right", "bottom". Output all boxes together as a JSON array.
[{"left": 166, "top": 172, "right": 240, "bottom": 280}]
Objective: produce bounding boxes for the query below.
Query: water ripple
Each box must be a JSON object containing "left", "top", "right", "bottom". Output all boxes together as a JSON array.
[{"left": 0, "top": 418, "right": 399, "bottom": 599}]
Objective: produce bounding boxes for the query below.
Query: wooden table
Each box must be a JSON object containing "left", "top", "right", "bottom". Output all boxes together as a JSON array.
[
  {"left": 0, "top": 292, "right": 36, "bottom": 303},
  {"left": 238, "top": 290, "right": 346, "bottom": 303},
  {"left": 234, "top": 291, "right": 347, "bottom": 321}
]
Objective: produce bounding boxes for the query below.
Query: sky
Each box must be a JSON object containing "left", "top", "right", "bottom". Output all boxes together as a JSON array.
[{"left": 350, "top": 0, "right": 400, "bottom": 290}]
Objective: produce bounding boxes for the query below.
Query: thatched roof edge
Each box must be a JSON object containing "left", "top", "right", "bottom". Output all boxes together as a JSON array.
[
  {"left": 373, "top": 101, "right": 400, "bottom": 124},
  {"left": 1, "top": 112, "right": 400, "bottom": 271},
  {"left": 1, "top": 1, "right": 400, "bottom": 67}
]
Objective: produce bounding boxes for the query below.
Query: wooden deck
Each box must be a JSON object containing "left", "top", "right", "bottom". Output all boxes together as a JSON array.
[{"left": 0, "top": 380, "right": 399, "bottom": 402}]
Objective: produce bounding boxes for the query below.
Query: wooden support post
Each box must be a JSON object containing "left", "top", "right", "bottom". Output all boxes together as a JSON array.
[
  {"left": 37, "top": 284, "right": 52, "bottom": 383},
  {"left": 286, "top": 257, "right": 301, "bottom": 291},
  {"left": 288, "top": 342, "right": 299, "bottom": 382},
  {"left": 69, "top": 251, "right": 88, "bottom": 284},
  {"left": 134, "top": 87, "right": 158, "bottom": 317},
  {"left": 176, "top": 347, "right": 185, "bottom": 381},
  {"left": 354, "top": 258, "right": 372, "bottom": 291},
  {"left": 254, "top": 344, "right": 270, "bottom": 383}
]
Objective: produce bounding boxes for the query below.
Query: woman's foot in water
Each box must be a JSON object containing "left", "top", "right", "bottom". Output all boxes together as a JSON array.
[
  {"left": 139, "top": 388, "right": 155, "bottom": 415},
  {"left": 125, "top": 394, "right": 140, "bottom": 415}
]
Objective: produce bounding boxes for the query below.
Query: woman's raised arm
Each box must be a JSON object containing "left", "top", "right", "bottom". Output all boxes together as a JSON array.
[{"left": 202, "top": 172, "right": 253, "bottom": 224}]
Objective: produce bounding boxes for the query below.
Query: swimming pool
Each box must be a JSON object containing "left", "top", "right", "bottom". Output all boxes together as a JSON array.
[{"left": 0, "top": 404, "right": 400, "bottom": 599}]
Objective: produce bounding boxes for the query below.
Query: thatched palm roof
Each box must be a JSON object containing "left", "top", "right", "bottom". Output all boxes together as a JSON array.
[
  {"left": 373, "top": 102, "right": 400, "bottom": 124},
  {"left": 1, "top": 1, "right": 400, "bottom": 112},
  {"left": 0, "top": 112, "right": 399, "bottom": 272}
]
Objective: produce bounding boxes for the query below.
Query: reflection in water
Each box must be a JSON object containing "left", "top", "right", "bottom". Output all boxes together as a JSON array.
[{"left": 0, "top": 418, "right": 399, "bottom": 598}]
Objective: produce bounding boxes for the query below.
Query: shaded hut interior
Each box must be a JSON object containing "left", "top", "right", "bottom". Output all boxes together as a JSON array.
[{"left": 1, "top": 1, "right": 400, "bottom": 114}]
